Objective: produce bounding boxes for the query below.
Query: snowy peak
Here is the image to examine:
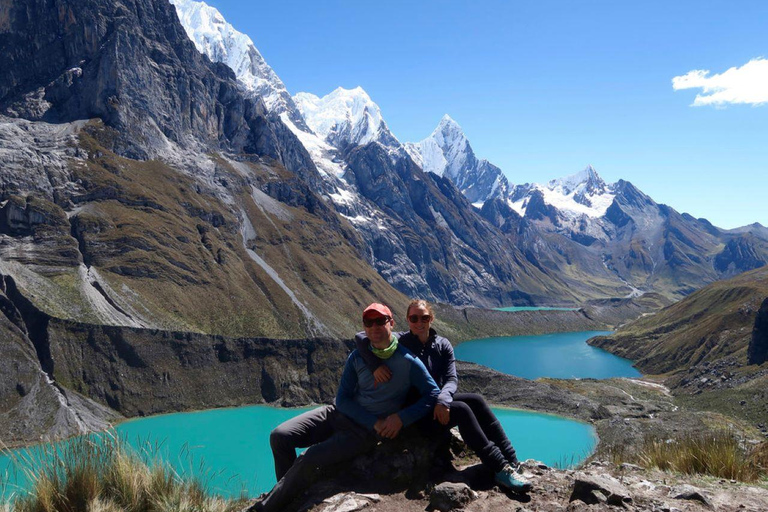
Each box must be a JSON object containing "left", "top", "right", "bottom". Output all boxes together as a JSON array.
[
  {"left": 410, "top": 114, "right": 470, "bottom": 178},
  {"left": 406, "top": 115, "right": 508, "bottom": 205},
  {"left": 548, "top": 165, "right": 608, "bottom": 196},
  {"left": 431, "top": 115, "right": 470, "bottom": 172},
  {"left": 293, "top": 87, "right": 398, "bottom": 148},
  {"left": 433, "top": 114, "right": 467, "bottom": 145},
  {"left": 169, "top": 0, "right": 302, "bottom": 122},
  {"left": 509, "top": 166, "right": 615, "bottom": 219}
]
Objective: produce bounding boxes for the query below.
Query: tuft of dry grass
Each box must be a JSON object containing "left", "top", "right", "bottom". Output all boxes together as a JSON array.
[
  {"left": 610, "top": 431, "right": 766, "bottom": 482},
  {"left": 3, "top": 433, "right": 245, "bottom": 512},
  {"left": 749, "top": 441, "right": 768, "bottom": 472}
]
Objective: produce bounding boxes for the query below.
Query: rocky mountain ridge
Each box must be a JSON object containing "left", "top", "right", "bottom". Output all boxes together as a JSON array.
[
  {"left": 167, "top": 0, "right": 767, "bottom": 303},
  {"left": 1, "top": 0, "right": 764, "bottom": 331}
]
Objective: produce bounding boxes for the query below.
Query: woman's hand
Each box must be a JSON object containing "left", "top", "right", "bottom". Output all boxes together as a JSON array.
[
  {"left": 433, "top": 404, "right": 450, "bottom": 425},
  {"left": 373, "top": 365, "right": 392, "bottom": 386}
]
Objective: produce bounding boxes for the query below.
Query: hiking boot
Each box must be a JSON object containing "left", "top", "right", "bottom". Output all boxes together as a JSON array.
[{"left": 495, "top": 463, "right": 532, "bottom": 493}]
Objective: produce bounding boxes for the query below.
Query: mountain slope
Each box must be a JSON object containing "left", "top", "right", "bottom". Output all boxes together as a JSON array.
[
  {"left": 0, "top": 0, "right": 413, "bottom": 339},
  {"left": 589, "top": 265, "right": 768, "bottom": 423},
  {"left": 590, "top": 265, "right": 768, "bottom": 374}
]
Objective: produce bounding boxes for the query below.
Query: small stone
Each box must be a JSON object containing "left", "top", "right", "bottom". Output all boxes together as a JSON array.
[
  {"left": 670, "top": 484, "right": 713, "bottom": 509},
  {"left": 566, "top": 500, "right": 589, "bottom": 511},
  {"left": 429, "top": 482, "right": 477, "bottom": 512},
  {"left": 570, "top": 473, "right": 632, "bottom": 506},
  {"left": 321, "top": 492, "right": 373, "bottom": 512}
]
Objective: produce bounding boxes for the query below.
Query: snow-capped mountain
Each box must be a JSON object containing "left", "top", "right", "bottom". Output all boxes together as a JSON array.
[
  {"left": 294, "top": 87, "right": 400, "bottom": 149},
  {"left": 169, "top": 0, "right": 306, "bottom": 128},
  {"left": 166, "top": 0, "right": 768, "bottom": 302},
  {"left": 509, "top": 165, "right": 616, "bottom": 220},
  {"left": 405, "top": 115, "right": 509, "bottom": 205}
]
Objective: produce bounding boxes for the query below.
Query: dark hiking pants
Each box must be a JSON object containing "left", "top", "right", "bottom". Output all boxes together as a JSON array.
[
  {"left": 434, "top": 393, "right": 519, "bottom": 473},
  {"left": 261, "top": 405, "right": 377, "bottom": 512}
]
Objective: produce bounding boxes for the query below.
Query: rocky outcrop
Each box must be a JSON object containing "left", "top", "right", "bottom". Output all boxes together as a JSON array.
[
  {"left": 0, "top": 0, "right": 301, "bottom": 165},
  {"left": 0, "top": 284, "right": 118, "bottom": 448},
  {"left": 254, "top": 457, "right": 768, "bottom": 512},
  {"left": 748, "top": 297, "right": 768, "bottom": 365},
  {"left": 46, "top": 319, "right": 351, "bottom": 418}
]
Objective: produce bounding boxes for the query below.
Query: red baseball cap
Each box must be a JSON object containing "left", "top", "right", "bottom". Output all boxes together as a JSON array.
[{"left": 362, "top": 303, "right": 392, "bottom": 319}]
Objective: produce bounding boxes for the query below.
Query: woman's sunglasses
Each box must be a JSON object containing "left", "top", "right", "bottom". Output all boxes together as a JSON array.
[
  {"left": 408, "top": 314, "right": 432, "bottom": 323},
  {"left": 363, "top": 316, "right": 391, "bottom": 327}
]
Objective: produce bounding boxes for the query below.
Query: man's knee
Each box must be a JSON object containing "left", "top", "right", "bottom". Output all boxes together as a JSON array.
[{"left": 270, "top": 425, "right": 294, "bottom": 451}]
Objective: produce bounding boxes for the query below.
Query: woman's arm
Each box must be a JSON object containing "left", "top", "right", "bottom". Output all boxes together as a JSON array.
[
  {"left": 354, "top": 332, "right": 392, "bottom": 385},
  {"left": 437, "top": 339, "right": 458, "bottom": 407}
]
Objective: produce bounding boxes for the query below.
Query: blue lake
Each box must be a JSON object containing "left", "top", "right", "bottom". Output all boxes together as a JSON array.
[
  {"left": 1, "top": 330, "right": 632, "bottom": 501},
  {"left": 494, "top": 306, "right": 578, "bottom": 312},
  {"left": 455, "top": 330, "right": 641, "bottom": 379},
  {"left": 0, "top": 404, "right": 596, "bottom": 500}
]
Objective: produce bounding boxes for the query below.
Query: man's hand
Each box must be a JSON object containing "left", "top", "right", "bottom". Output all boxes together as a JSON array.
[
  {"left": 376, "top": 413, "right": 403, "bottom": 439},
  {"left": 373, "top": 365, "right": 392, "bottom": 386},
  {"left": 433, "top": 404, "right": 450, "bottom": 426},
  {"left": 373, "top": 418, "right": 386, "bottom": 436}
]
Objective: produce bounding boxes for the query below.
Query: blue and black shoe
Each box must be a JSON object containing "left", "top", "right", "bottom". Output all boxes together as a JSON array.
[{"left": 495, "top": 463, "right": 533, "bottom": 493}]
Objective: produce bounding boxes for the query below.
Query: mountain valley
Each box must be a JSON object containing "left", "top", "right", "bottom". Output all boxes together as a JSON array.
[{"left": 0, "top": 4, "right": 766, "bottom": 506}]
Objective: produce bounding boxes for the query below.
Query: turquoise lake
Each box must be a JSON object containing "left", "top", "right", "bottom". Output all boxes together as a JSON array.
[
  {"left": 455, "top": 330, "right": 641, "bottom": 379},
  {"left": 494, "top": 306, "right": 578, "bottom": 312},
  {"left": 0, "top": 404, "right": 595, "bottom": 500},
  {"left": 1, "top": 329, "right": 632, "bottom": 501}
]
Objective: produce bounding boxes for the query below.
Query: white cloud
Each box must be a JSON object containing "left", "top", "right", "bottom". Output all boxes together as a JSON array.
[{"left": 672, "top": 57, "right": 768, "bottom": 107}]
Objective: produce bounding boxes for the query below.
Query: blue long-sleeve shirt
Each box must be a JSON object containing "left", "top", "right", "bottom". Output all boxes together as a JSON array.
[
  {"left": 336, "top": 344, "right": 439, "bottom": 430},
  {"left": 355, "top": 329, "right": 458, "bottom": 408}
]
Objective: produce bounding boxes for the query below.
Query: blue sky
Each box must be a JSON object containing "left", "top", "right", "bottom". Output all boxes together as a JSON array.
[{"left": 206, "top": 0, "right": 767, "bottom": 229}]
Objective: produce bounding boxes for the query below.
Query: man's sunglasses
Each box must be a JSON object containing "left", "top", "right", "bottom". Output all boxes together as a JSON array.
[
  {"left": 363, "top": 316, "right": 391, "bottom": 327},
  {"left": 408, "top": 314, "right": 432, "bottom": 323}
]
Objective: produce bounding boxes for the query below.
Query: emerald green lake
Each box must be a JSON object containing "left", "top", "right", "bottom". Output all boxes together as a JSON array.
[
  {"left": 0, "top": 404, "right": 595, "bottom": 500},
  {"left": 455, "top": 330, "right": 641, "bottom": 379}
]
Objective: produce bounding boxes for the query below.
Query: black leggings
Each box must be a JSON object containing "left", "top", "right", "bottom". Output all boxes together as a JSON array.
[{"left": 444, "top": 393, "right": 518, "bottom": 473}]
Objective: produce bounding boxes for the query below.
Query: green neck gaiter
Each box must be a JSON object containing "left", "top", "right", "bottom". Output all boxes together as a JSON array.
[{"left": 370, "top": 334, "right": 399, "bottom": 360}]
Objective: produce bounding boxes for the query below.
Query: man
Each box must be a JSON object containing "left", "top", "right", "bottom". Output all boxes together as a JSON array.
[{"left": 252, "top": 303, "right": 439, "bottom": 512}]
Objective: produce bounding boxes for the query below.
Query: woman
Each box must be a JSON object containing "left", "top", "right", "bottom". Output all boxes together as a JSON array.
[{"left": 355, "top": 299, "right": 531, "bottom": 493}]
